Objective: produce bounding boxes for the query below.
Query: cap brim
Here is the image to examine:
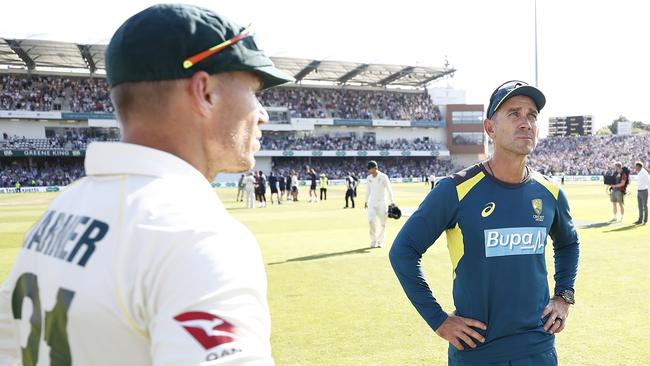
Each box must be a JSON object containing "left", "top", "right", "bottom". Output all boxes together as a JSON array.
[
  {"left": 493, "top": 85, "right": 546, "bottom": 116},
  {"left": 252, "top": 65, "right": 295, "bottom": 90}
]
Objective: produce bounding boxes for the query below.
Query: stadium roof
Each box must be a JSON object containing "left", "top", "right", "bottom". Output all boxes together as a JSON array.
[{"left": 0, "top": 38, "right": 454, "bottom": 87}]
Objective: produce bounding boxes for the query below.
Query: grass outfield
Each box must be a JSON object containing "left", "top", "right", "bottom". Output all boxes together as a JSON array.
[{"left": 1, "top": 182, "right": 649, "bottom": 365}]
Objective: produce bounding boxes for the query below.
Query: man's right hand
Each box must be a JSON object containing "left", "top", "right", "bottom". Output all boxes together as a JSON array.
[{"left": 435, "top": 314, "right": 487, "bottom": 351}]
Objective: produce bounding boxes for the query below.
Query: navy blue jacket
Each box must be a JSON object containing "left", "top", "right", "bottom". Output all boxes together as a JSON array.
[{"left": 389, "top": 163, "right": 579, "bottom": 363}]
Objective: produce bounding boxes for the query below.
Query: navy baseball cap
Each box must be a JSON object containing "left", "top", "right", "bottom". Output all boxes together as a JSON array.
[
  {"left": 105, "top": 4, "right": 294, "bottom": 89},
  {"left": 487, "top": 80, "right": 546, "bottom": 119}
]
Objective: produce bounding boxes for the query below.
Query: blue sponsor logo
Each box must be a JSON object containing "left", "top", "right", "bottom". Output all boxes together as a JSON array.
[{"left": 484, "top": 227, "right": 546, "bottom": 257}]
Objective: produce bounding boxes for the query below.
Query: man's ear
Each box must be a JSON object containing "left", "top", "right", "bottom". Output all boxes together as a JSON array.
[
  {"left": 189, "top": 71, "right": 220, "bottom": 118},
  {"left": 484, "top": 117, "right": 496, "bottom": 139}
]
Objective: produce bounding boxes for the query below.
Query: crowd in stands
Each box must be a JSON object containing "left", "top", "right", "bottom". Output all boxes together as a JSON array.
[
  {"left": 271, "top": 157, "right": 453, "bottom": 180},
  {"left": 3, "top": 133, "right": 650, "bottom": 187},
  {"left": 261, "top": 134, "right": 442, "bottom": 151},
  {"left": 1, "top": 132, "right": 119, "bottom": 151},
  {"left": 1, "top": 74, "right": 441, "bottom": 121},
  {"left": 0, "top": 74, "right": 114, "bottom": 113},
  {"left": 258, "top": 87, "right": 442, "bottom": 121},
  {"left": 0, "top": 160, "right": 85, "bottom": 187},
  {"left": 527, "top": 135, "right": 650, "bottom": 176}
]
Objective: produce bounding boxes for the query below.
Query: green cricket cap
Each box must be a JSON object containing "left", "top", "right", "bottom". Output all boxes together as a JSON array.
[{"left": 105, "top": 3, "right": 294, "bottom": 89}]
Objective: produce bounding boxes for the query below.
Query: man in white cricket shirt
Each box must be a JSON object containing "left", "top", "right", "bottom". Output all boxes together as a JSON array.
[
  {"left": 0, "top": 4, "right": 293, "bottom": 366},
  {"left": 244, "top": 172, "right": 257, "bottom": 209},
  {"left": 364, "top": 160, "right": 396, "bottom": 248},
  {"left": 634, "top": 161, "right": 649, "bottom": 225}
]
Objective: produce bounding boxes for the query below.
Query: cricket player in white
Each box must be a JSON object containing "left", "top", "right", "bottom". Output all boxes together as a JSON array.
[
  {"left": 0, "top": 4, "right": 294, "bottom": 366},
  {"left": 244, "top": 172, "right": 257, "bottom": 209},
  {"left": 364, "top": 161, "right": 396, "bottom": 248}
]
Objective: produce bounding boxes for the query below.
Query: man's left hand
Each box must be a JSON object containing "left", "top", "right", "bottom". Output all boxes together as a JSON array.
[{"left": 541, "top": 296, "right": 570, "bottom": 334}]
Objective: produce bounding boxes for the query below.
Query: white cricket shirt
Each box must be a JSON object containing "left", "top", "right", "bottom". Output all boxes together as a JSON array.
[
  {"left": 244, "top": 175, "right": 256, "bottom": 191},
  {"left": 0, "top": 142, "right": 273, "bottom": 366},
  {"left": 365, "top": 171, "right": 395, "bottom": 207},
  {"left": 637, "top": 167, "right": 650, "bottom": 190}
]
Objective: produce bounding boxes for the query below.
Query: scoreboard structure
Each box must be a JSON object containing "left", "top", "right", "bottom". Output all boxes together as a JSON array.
[{"left": 548, "top": 115, "right": 593, "bottom": 136}]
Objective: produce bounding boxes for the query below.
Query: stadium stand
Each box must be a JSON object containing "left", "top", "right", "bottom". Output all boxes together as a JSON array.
[
  {"left": 1, "top": 157, "right": 451, "bottom": 187},
  {"left": 260, "top": 135, "right": 442, "bottom": 151},
  {"left": 1, "top": 74, "right": 440, "bottom": 121},
  {"left": 3, "top": 57, "right": 648, "bottom": 188},
  {"left": 527, "top": 135, "right": 650, "bottom": 175},
  {"left": 0, "top": 74, "right": 113, "bottom": 112},
  {"left": 3, "top": 133, "right": 650, "bottom": 187},
  {"left": 0, "top": 159, "right": 84, "bottom": 187},
  {"left": 271, "top": 157, "right": 453, "bottom": 180},
  {"left": 258, "top": 87, "right": 442, "bottom": 120},
  {"left": 1, "top": 134, "right": 119, "bottom": 151}
]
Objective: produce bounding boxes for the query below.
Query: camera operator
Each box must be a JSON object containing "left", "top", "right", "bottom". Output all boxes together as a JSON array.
[{"left": 607, "top": 162, "right": 629, "bottom": 222}]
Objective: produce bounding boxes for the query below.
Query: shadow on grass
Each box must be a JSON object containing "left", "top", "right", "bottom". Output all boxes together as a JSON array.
[
  {"left": 225, "top": 206, "right": 250, "bottom": 211},
  {"left": 603, "top": 224, "right": 641, "bottom": 233},
  {"left": 578, "top": 221, "right": 613, "bottom": 229},
  {"left": 268, "top": 247, "right": 372, "bottom": 265}
]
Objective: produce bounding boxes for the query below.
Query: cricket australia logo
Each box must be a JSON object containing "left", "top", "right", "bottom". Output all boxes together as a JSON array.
[{"left": 532, "top": 198, "right": 544, "bottom": 222}]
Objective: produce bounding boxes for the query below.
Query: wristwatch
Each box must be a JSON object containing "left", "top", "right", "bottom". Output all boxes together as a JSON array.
[{"left": 555, "top": 289, "right": 575, "bottom": 305}]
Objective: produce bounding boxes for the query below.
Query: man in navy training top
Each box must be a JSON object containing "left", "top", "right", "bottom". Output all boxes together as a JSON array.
[
  {"left": 268, "top": 171, "right": 280, "bottom": 205},
  {"left": 389, "top": 80, "right": 579, "bottom": 366}
]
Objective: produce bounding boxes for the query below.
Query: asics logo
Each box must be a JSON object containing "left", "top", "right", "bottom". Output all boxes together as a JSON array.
[{"left": 481, "top": 202, "right": 496, "bottom": 217}]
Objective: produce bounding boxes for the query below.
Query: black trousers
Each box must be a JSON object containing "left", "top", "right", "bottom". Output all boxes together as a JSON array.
[
  {"left": 638, "top": 189, "right": 648, "bottom": 223},
  {"left": 320, "top": 188, "right": 327, "bottom": 200},
  {"left": 345, "top": 189, "right": 355, "bottom": 208}
]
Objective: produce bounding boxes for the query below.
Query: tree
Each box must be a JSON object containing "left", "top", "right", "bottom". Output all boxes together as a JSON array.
[
  {"left": 596, "top": 126, "right": 613, "bottom": 135},
  {"left": 633, "top": 121, "right": 650, "bottom": 132}
]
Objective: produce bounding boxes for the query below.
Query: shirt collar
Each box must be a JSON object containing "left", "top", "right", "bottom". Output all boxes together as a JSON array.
[{"left": 85, "top": 142, "right": 209, "bottom": 184}]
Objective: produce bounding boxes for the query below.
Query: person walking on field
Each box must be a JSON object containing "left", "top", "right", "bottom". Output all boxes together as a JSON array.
[
  {"left": 320, "top": 173, "right": 328, "bottom": 201},
  {"left": 244, "top": 172, "right": 256, "bottom": 209},
  {"left": 268, "top": 171, "right": 280, "bottom": 205},
  {"left": 365, "top": 160, "right": 395, "bottom": 248},
  {"left": 344, "top": 172, "right": 356, "bottom": 209},
  {"left": 236, "top": 173, "right": 245, "bottom": 201},
  {"left": 634, "top": 161, "right": 649, "bottom": 225}
]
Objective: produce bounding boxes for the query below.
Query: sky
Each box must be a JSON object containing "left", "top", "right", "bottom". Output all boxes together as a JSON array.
[{"left": 2, "top": 0, "right": 649, "bottom": 136}]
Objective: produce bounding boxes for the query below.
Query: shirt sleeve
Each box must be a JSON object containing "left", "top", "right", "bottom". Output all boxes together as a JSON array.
[
  {"left": 384, "top": 174, "right": 395, "bottom": 204},
  {"left": 126, "top": 225, "right": 274, "bottom": 366},
  {"left": 0, "top": 281, "right": 20, "bottom": 366},
  {"left": 365, "top": 176, "right": 371, "bottom": 203},
  {"left": 389, "top": 178, "right": 459, "bottom": 331},
  {"left": 549, "top": 188, "right": 580, "bottom": 295}
]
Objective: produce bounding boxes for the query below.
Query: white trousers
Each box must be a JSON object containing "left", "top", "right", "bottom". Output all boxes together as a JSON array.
[
  {"left": 368, "top": 204, "right": 388, "bottom": 246},
  {"left": 245, "top": 189, "right": 255, "bottom": 208}
]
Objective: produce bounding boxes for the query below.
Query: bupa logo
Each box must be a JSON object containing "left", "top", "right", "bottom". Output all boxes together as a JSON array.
[
  {"left": 174, "top": 311, "right": 236, "bottom": 350},
  {"left": 484, "top": 227, "right": 546, "bottom": 257}
]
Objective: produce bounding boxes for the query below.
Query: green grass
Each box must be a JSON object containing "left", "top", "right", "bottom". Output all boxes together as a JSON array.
[{"left": 1, "top": 183, "right": 649, "bottom": 365}]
